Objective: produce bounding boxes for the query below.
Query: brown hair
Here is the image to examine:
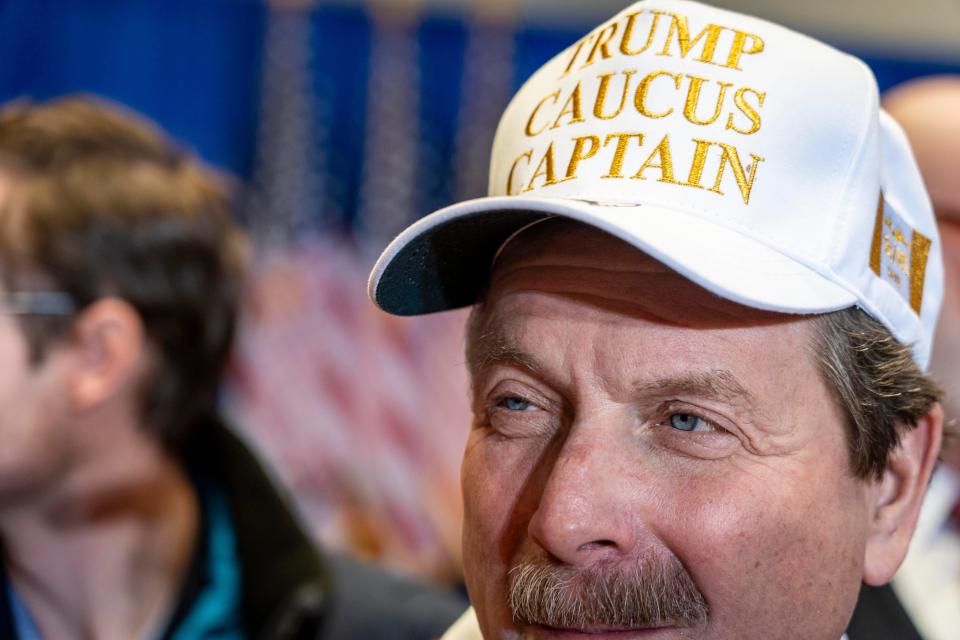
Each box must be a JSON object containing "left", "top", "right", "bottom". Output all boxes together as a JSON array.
[
  {"left": 0, "top": 95, "right": 248, "bottom": 451},
  {"left": 812, "top": 307, "right": 943, "bottom": 479}
]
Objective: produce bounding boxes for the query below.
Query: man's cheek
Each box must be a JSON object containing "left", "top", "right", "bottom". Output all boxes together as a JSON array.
[
  {"left": 462, "top": 448, "right": 534, "bottom": 635},
  {"left": 670, "top": 484, "right": 859, "bottom": 627},
  {"left": 462, "top": 445, "right": 529, "bottom": 564}
]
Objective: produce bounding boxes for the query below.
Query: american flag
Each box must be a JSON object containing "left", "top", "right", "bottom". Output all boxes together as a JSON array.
[{"left": 227, "top": 241, "right": 469, "bottom": 582}]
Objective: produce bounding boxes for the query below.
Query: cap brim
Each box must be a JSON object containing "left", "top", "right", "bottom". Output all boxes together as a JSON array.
[{"left": 369, "top": 195, "right": 857, "bottom": 316}]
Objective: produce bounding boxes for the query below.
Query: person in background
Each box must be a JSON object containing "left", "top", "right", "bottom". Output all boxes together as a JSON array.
[
  {"left": 0, "top": 95, "right": 465, "bottom": 639},
  {"left": 367, "top": 1, "right": 948, "bottom": 638},
  {"left": 856, "top": 75, "right": 960, "bottom": 640}
]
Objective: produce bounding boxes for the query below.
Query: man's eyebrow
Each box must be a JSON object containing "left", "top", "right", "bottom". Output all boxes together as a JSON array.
[
  {"left": 470, "top": 331, "right": 758, "bottom": 406},
  {"left": 467, "top": 327, "right": 544, "bottom": 379},
  {"left": 634, "top": 370, "right": 759, "bottom": 411}
]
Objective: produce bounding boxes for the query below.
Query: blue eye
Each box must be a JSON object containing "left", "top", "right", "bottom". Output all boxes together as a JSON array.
[
  {"left": 669, "top": 413, "right": 715, "bottom": 432},
  {"left": 501, "top": 396, "right": 534, "bottom": 412}
]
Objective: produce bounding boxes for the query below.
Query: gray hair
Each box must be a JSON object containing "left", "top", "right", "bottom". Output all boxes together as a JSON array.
[{"left": 812, "top": 307, "right": 943, "bottom": 479}]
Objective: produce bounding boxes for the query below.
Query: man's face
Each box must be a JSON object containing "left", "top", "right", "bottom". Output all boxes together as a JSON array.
[
  {"left": 0, "top": 281, "right": 73, "bottom": 506},
  {"left": 462, "top": 222, "right": 873, "bottom": 639}
]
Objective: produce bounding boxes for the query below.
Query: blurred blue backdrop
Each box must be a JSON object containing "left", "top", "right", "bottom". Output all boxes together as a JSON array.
[{"left": 4, "top": 0, "right": 957, "bottom": 227}]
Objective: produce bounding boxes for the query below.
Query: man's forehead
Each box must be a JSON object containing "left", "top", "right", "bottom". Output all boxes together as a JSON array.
[{"left": 484, "top": 218, "right": 797, "bottom": 329}]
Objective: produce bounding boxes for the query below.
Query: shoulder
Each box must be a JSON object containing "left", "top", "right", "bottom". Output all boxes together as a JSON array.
[{"left": 846, "top": 583, "right": 922, "bottom": 640}]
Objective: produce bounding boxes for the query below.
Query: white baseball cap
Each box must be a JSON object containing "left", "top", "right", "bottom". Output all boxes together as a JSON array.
[{"left": 368, "top": 0, "right": 943, "bottom": 369}]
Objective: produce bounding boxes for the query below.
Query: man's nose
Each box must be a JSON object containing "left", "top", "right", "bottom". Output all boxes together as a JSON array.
[{"left": 526, "top": 426, "right": 640, "bottom": 565}]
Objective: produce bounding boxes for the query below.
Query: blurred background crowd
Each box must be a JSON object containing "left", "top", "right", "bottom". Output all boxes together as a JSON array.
[{"left": 2, "top": 0, "right": 958, "bottom": 590}]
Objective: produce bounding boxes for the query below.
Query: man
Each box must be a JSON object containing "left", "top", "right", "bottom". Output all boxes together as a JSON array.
[
  {"left": 851, "top": 75, "right": 960, "bottom": 640},
  {"left": 0, "top": 96, "right": 465, "bottom": 638},
  {"left": 367, "top": 1, "right": 947, "bottom": 638}
]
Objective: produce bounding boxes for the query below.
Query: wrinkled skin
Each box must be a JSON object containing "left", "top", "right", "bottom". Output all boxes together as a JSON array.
[{"left": 461, "top": 221, "right": 929, "bottom": 640}]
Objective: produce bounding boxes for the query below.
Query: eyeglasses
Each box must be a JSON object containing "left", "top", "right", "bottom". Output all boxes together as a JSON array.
[{"left": 0, "top": 292, "right": 77, "bottom": 316}]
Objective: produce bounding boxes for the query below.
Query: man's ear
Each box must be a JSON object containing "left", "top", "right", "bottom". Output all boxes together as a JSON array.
[
  {"left": 67, "top": 298, "right": 147, "bottom": 412},
  {"left": 863, "top": 403, "right": 944, "bottom": 585}
]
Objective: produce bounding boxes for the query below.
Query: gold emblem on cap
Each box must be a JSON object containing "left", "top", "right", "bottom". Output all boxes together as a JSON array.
[
  {"left": 870, "top": 192, "right": 931, "bottom": 315},
  {"left": 910, "top": 229, "right": 932, "bottom": 314}
]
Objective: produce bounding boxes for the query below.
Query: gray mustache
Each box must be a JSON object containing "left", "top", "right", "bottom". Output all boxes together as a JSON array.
[{"left": 508, "top": 555, "right": 709, "bottom": 630}]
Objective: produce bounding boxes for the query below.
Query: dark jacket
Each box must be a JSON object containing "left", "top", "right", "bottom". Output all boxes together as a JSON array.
[
  {"left": 847, "top": 583, "right": 923, "bottom": 640},
  {"left": 0, "top": 415, "right": 467, "bottom": 640}
]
